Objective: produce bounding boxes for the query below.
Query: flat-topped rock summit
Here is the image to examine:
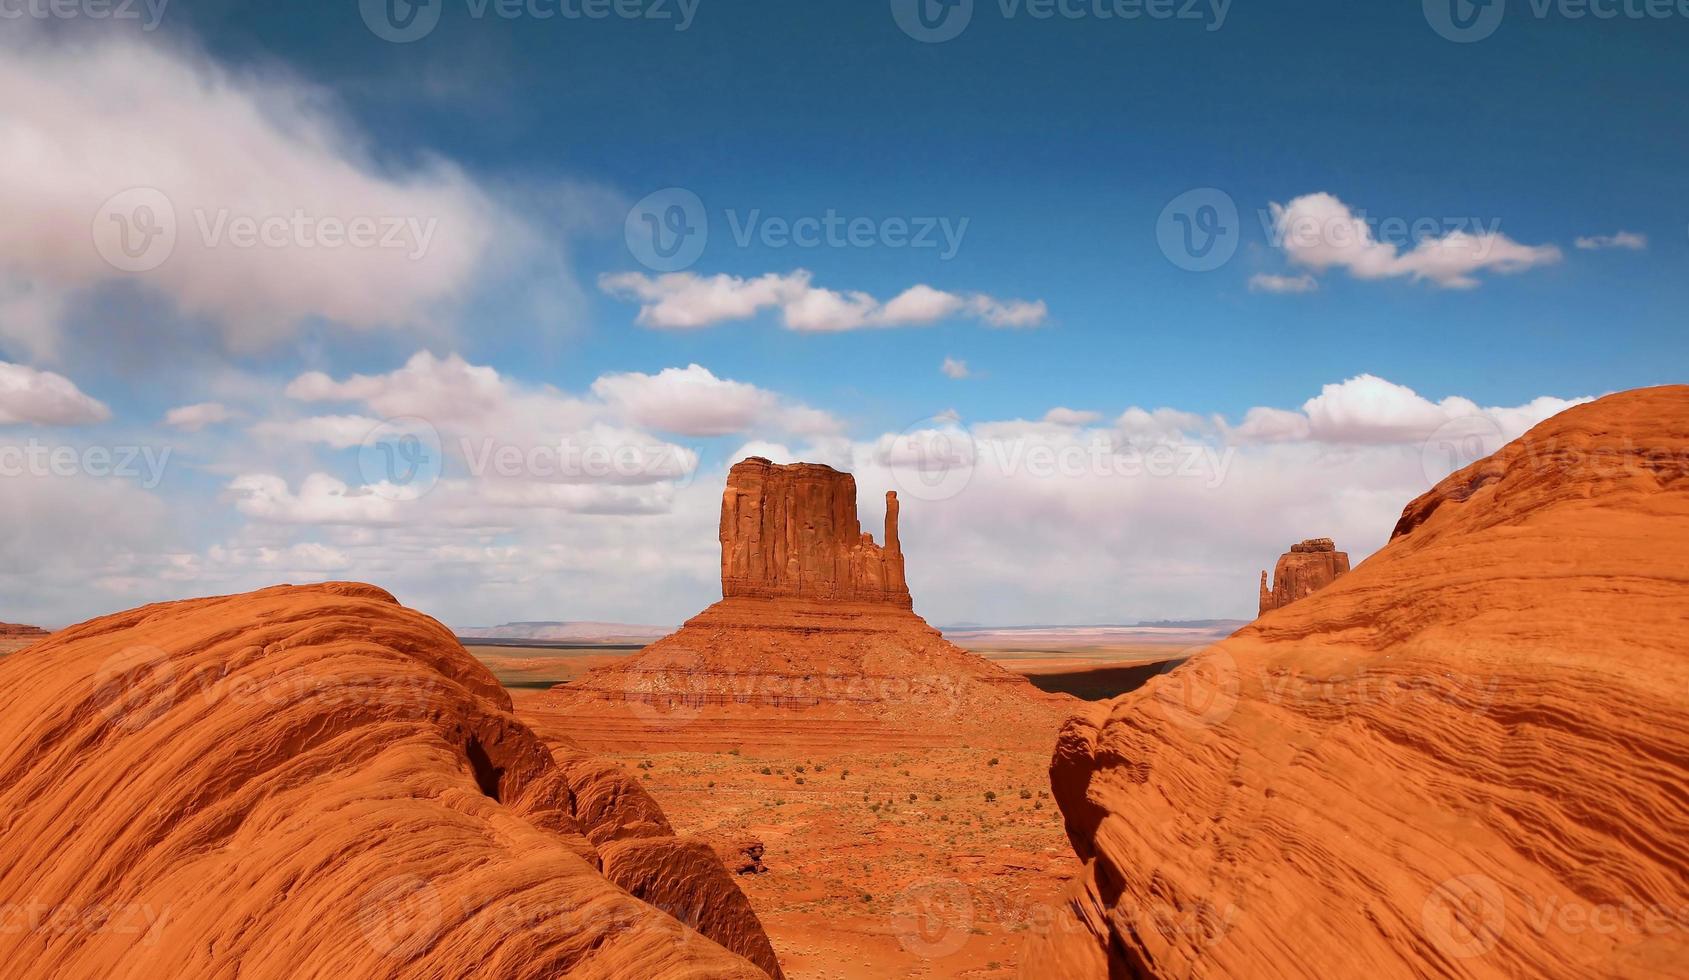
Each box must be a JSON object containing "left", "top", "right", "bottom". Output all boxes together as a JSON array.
[
  {"left": 536, "top": 458, "right": 1067, "bottom": 751},
  {"left": 1258, "top": 536, "right": 1350, "bottom": 615}
]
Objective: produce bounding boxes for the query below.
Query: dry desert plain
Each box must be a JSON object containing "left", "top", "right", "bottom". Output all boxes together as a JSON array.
[{"left": 479, "top": 628, "right": 1213, "bottom": 980}]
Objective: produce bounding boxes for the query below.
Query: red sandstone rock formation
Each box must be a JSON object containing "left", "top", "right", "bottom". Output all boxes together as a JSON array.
[
  {"left": 0, "top": 583, "right": 782, "bottom": 979},
  {"left": 1257, "top": 536, "right": 1350, "bottom": 615},
  {"left": 0, "top": 621, "right": 49, "bottom": 638},
  {"left": 542, "top": 458, "right": 1066, "bottom": 751},
  {"left": 1025, "top": 386, "right": 1689, "bottom": 978},
  {"left": 721, "top": 457, "right": 910, "bottom": 606}
]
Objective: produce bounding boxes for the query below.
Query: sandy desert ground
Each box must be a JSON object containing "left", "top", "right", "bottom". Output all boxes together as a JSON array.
[{"left": 497, "top": 633, "right": 1193, "bottom": 979}]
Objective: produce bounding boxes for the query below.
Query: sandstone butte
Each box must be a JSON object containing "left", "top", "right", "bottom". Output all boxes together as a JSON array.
[
  {"left": 0, "top": 621, "right": 49, "bottom": 638},
  {"left": 537, "top": 457, "right": 1066, "bottom": 752},
  {"left": 0, "top": 582, "right": 785, "bottom": 980},
  {"left": 1257, "top": 537, "right": 1351, "bottom": 615},
  {"left": 1025, "top": 385, "right": 1689, "bottom": 978}
]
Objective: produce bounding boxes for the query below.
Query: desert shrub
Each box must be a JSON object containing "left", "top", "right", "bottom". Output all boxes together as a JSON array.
[
  {"left": 985, "top": 791, "right": 997, "bottom": 802},
  {"left": 988, "top": 757, "right": 999, "bottom": 766},
  {"left": 760, "top": 767, "right": 772, "bottom": 775},
  {"left": 1020, "top": 789, "right": 1033, "bottom": 800}
]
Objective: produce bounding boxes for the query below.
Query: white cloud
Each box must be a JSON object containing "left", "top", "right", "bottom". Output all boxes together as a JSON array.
[
  {"left": 250, "top": 414, "right": 385, "bottom": 449},
  {"left": 1218, "top": 373, "right": 1590, "bottom": 446},
  {"left": 598, "top": 270, "right": 1048, "bottom": 332},
  {"left": 590, "top": 364, "right": 841, "bottom": 437},
  {"left": 941, "top": 358, "right": 971, "bottom": 380},
  {"left": 1267, "top": 192, "right": 1562, "bottom": 289},
  {"left": 0, "top": 27, "right": 512, "bottom": 358},
  {"left": 1249, "top": 273, "right": 1319, "bottom": 294},
  {"left": 227, "top": 473, "right": 410, "bottom": 525},
  {"left": 1043, "top": 407, "right": 1101, "bottom": 426},
  {"left": 163, "top": 402, "right": 236, "bottom": 432},
  {"left": 0, "top": 361, "right": 110, "bottom": 425},
  {"left": 1575, "top": 232, "right": 1647, "bottom": 251}
]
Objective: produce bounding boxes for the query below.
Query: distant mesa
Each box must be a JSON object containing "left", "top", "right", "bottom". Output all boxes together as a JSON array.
[
  {"left": 539, "top": 457, "right": 1067, "bottom": 751},
  {"left": 1257, "top": 536, "right": 1350, "bottom": 615},
  {"left": 0, "top": 583, "right": 782, "bottom": 979},
  {"left": 0, "top": 621, "right": 49, "bottom": 656},
  {"left": 457, "top": 621, "right": 672, "bottom": 644},
  {"left": 1028, "top": 386, "right": 1689, "bottom": 977}
]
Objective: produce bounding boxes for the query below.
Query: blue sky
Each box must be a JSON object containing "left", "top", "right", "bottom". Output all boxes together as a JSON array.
[{"left": 0, "top": 3, "right": 1683, "bottom": 628}]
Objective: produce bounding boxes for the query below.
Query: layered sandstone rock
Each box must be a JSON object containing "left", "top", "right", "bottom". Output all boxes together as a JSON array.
[
  {"left": 0, "top": 621, "right": 49, "bottom": 655},
  {"left": 721, "top": 457, "right": 909, "bottom": 606},
  {"left": 0, "top": 583, "right": 782, "bottom": 979},
  {"left": 542, "top": 458, "right": 1065, "bottom": 751},
  {"left": 1257, "top": 536, "right": 1350, "bottom": 614},
  {"left": 1028, "top": 386, "right": 1689, "bottom": 978}
]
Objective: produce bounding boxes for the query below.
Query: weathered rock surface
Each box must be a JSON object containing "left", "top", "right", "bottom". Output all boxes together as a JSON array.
[
  {"left": 1257, "top": 536, "right": 1350, "bottom": 615},
  {"left": 1028, "top": 386, "right": 1689, "bottom": 979},
  {"left": 0, "top": 621, "right": 48, "bottom": 637},
  {"left": 721, "top": 457, "right": 910, "bottom": 606},
  {"left": 0, "top": 583, "right": 782, "bottom": 979},
  {"left": 542, "top": 458, "right": 1066, "bottom": 751}
]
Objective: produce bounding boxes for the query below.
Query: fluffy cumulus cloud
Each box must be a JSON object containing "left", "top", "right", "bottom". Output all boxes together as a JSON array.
[
  {"left": 941, "top": 358, "right": 971, "bottom": 380},
  {"left": 0, "top": 26, "right": 513, "bottom": 359},
  {"left": 0, "top": 361, "right": 110, "bottom": 425},
  {"left": 1575, "top": 232, "right": 1647, "bottom": 251},
  {"left": 1264, "top": 192, "right": 1562, "bottom": 290},
  {"left": 590, "top": 364, "right": 841, "bottom": 437},
  {"left": 598, "top": 270, "right": 1048, "bottom": 332},
  {"left": 163, "top": 402, "right": 236, "bottom": 432}
]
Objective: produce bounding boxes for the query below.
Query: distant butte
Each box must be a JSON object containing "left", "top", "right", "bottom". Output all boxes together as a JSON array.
[
  {"left": 1258, "top": 536, "right": 1350, "bottom": 615},
  {"left": 537, "top": 457, "right": 1067, "bottom": 751}
]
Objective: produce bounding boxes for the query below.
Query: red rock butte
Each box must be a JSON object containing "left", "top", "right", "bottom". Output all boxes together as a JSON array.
[
  {"left": 0, "top": 583, "right": 783, "bottom": 979},
  {"left": 1026, "top": 386, "right": 1689, "bottom": 978},
  {"left": 533, "top": 457, "right": 1067, "bottom": 752},
  {"left": 1257, "top": 536, "right": 1351, "bottom": 615}
]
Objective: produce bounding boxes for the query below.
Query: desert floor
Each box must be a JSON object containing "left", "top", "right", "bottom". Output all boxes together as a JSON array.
[{"left": 498, "top": 633, "right": 1207, "bottom": 979}]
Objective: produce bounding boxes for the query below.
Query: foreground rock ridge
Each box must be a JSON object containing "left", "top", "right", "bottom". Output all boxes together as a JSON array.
[
  {"left": 545, "top": 458, "right": 1064, "bottom": 749},
  {"left": 1257, "top": 536, "right": 1350, "bottom": 615},
  {"left": 722, "top": 457, "right": 910, "bottom": 606},
  {"left": 1029, "top": 386, "right": 1689, "bottom": 979},
  {"left": 0, "top": 583, "right": 783, "bottom": 979}
]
